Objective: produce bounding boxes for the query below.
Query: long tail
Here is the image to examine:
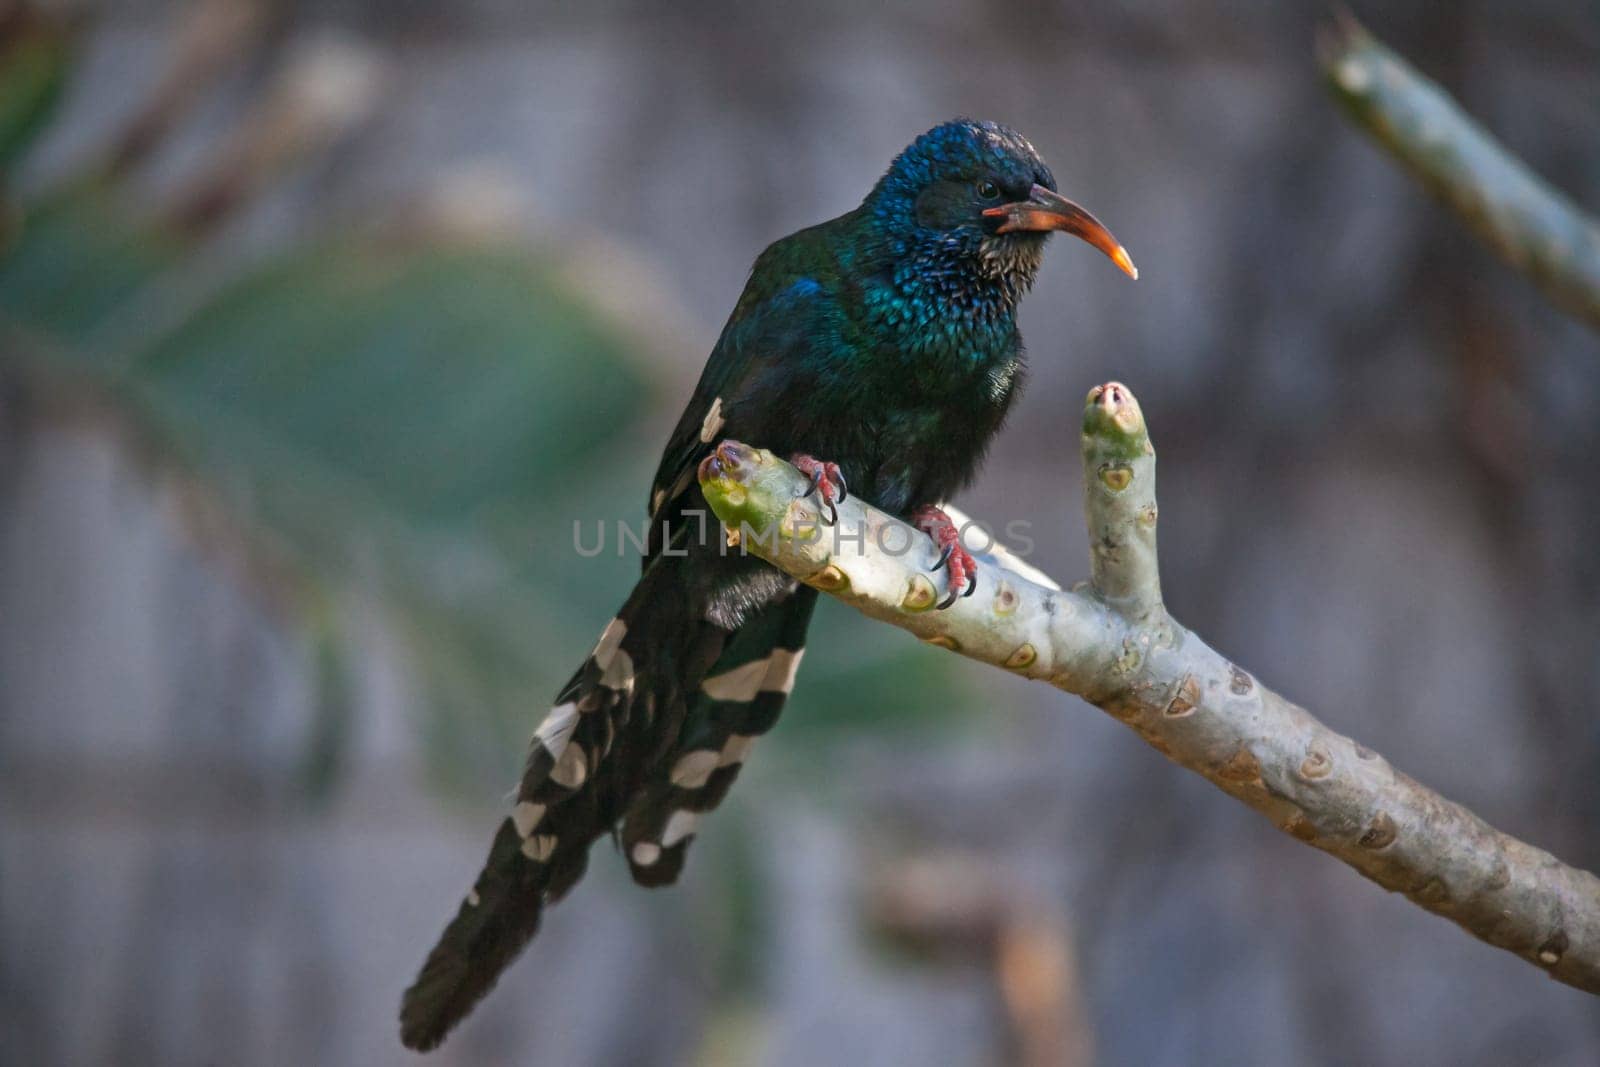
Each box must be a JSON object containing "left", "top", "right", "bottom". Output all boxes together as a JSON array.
[
  {"left": 398, "top": 558, "right": 728, "bottom": 1051},
  {"left": 621, "top": 587, "right": 816, "bottom": 886}
]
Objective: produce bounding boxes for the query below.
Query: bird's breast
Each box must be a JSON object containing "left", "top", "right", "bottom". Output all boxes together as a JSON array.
[{"left": 798, "top": 337, "right": 1018, "bottom": 513}]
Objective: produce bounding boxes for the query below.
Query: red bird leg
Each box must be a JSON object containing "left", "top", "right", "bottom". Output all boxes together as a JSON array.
[
  {"left": 791, "top": 454, "right": 847, "bottom": 525},
  {"left": 912, "top": 505, "right": 978, "bottom": 609}
]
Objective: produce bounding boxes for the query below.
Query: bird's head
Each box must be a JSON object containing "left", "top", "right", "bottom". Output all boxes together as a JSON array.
[{"left": 867, "top": 119, "right": 1137, "bottom": 290}]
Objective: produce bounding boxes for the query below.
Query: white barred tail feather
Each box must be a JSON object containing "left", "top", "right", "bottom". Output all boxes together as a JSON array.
[
  {"left": 399, "top": 562, "right": 814, "bottom": 1051},
  {"left": 623, "top": 589, "right": 816, "bottom": 886}
]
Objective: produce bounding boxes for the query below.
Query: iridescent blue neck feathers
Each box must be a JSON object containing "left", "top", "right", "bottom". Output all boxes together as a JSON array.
[{"left": 857, "top": 119, "right": 1055, "bottom": 363}]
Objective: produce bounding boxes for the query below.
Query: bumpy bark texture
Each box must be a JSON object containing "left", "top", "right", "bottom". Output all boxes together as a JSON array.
[
  {"left": 699, "top": 381, "right": 1600, "bottom": 998},
  {"left": 1321, "top": 16, "right": 1600, "bottom": 331}
]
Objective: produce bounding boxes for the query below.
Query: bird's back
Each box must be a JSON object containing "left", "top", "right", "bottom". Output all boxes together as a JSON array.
[{"left": 697, "top": 207, "right": 1023, "bottom": 514}]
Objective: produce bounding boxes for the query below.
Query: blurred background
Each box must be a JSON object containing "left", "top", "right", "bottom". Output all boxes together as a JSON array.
[{"left": 2, "top": 1, "right": 1598, "bottom": 1064}]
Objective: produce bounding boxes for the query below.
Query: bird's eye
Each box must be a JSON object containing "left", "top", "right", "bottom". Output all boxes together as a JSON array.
[{"left": 975, "top": 179, "right": 1001, "bottom": 201}]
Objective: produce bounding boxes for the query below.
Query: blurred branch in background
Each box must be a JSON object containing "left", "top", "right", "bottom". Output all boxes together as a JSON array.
[
  {"left": 1320, "top": 15, "right": 1600, "bottom": 332},
  {"left": 868, "top": 852, "right": 1092, "bottom": 1067},
  {"left": 698, "top": 383, "right": 1600, "bottom": 999},
  {"left": 164, "top": 34, "right": 383, "bottom": 236},
  {"left": 98, "top": 0, "right": 271, "bottom": 182}
]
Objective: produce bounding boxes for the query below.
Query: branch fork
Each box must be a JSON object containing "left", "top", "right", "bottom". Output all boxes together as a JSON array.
[{"left": 697, "top": 380, "right": 1600, "bottom": 996}]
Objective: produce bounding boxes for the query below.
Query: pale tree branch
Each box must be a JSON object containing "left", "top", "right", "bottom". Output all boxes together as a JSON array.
[
  {"left": 1320, "top": 15, "right": 1600, "bottom": 332},
  {"left": 697, "top": 382, "right": 1600, "bottom": 997}
]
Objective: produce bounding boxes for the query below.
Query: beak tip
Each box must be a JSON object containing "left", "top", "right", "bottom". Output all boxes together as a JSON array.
[{"left": 1112, "top": 246, "right": 1139, "bottom": 280}]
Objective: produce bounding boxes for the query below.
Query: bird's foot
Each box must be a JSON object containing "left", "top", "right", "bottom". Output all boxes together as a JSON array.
[
  {"left": 912, "top": 505, "right": 977, "bottom": 609},
  {"left": 791, "top": 454, "right": 848, "bottom": 525}
]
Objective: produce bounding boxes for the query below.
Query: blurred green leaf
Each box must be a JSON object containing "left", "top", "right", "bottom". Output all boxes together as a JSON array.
[
  {"left": 0, "top": 184, "right": 659, "bottom": 789},
  {"left": 0, "top": 186, "right": 178, "bottom": 344},
  {"left": 136, "top": 242, "right": 650, "bottom": 519},
  {"left": 0, "top": 10, "right": 70, "bottom": 175}
]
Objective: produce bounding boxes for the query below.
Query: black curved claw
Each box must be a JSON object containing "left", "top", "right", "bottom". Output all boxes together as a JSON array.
[
  {"left": 933, "top": 544, "right": 954, "bottom": 571},
  {"left": 801, "top": 468, "right": 838, "bottom": 526},
  {"left": 935, "top": 574, "right": 977, "bottom": 611},
  {"left": 834, "top": 469, "right": 849, "bottom": 503},
  {"left": 804, "top": 467, "right": 826, "bottom": 498}
]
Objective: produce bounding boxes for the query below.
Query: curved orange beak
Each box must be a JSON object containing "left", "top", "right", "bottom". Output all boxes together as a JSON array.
[{"left": 983, "top": 183, "right": 1138, "bottom": 280}]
